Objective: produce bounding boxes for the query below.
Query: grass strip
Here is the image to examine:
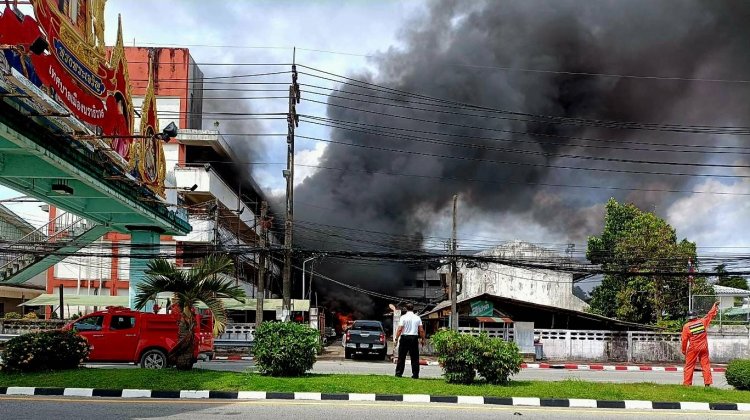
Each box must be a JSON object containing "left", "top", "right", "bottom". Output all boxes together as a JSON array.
[{"left": 0, "top": 369, "right": 748, "bottom": 403}]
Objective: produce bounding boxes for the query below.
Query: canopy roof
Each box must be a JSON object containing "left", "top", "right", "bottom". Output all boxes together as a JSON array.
[{"left": 20, "top": 294, "right": 310, "bottom": 312}]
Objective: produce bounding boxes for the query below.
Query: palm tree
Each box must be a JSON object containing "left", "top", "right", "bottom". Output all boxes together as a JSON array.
[{"left": 134, "top": 255, "right": 246, "bottom": 370}]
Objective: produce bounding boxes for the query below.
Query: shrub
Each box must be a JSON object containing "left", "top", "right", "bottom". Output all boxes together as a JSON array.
[
  {"left": 431, "top": 330, "right": 523, "bottom": 385},
  {"left": 431, "top": 329, "right": 479, "bottom": 384},
  {"left": 475, "top": 333, "right": 523, "bottom": 384},
  {"left": 1, "top": 330, "right": 89, "bottom": 372},
  {"left": 253, "top": 321, "right": 320, "bottom": 376},
  {"left": 726, "top": 359, "right": 750, "bottom": 391},
  {"left": 3, "top": 312, "right": 21, "bottom": 320},
  {"left": 23, "top": 312, "right": 38, "bottom": 320}
]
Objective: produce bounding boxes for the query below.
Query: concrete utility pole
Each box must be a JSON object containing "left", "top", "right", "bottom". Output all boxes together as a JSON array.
[
  {"left": 256, "top": 201, "right": 268, "bottom": 327},
  {"left": 282, "top": 49, "right": 300, "bottom": 320},
  {"left": 450, "top": 194, "right": 459, "bottom": 331}
]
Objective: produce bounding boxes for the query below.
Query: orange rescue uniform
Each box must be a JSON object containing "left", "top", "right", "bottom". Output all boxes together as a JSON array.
[{"left": 681, "top": 302, "right": 718, "bottom": 386}]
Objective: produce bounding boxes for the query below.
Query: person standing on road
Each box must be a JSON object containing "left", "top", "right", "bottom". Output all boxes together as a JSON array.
[
  {"left": 394, "top": 303, "right": 426, "bottom": 379},
  {"left": 681, "top": 301, "right": 719, "bottom": 387}
]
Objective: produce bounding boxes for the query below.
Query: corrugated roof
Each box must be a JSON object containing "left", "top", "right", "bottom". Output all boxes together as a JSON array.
[{"left": 714, "top": 284, "right": 750, "bottom": 296}]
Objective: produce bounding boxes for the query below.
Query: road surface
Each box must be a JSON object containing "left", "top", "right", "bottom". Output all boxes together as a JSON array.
[
  {"left": 85, "top": 358, "right": 729, "bottom": 388},
  {"left": 0, "top": 396, "right": 743, "bottom": 419}
]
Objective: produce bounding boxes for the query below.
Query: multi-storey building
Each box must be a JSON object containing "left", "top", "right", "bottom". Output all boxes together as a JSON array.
[{"left": 34, "top": 47, "right": 280, "bottom": 316}]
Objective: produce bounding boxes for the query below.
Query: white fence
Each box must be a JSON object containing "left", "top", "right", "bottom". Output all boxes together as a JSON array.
[
  {"left": 216, "top": 323, "right": 255, "bottom": 347},
  {"left": 452, "top": 327, "right": 750, "bottom": 363}
]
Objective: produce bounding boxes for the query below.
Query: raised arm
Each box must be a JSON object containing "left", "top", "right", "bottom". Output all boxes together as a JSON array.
[{"left": 703, "top": 301, "right": 719, "bottom": 327}]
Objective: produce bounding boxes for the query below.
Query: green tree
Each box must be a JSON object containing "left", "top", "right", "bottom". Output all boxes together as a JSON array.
[
  {"left": 715, "top": 264, "right": 749, "bottom": 290},
  {"left": 587, "top": 198, "right": 709, "bottom": 324},
  {"left": 134, "top": 255, "right": 246, "bottom": 370}
]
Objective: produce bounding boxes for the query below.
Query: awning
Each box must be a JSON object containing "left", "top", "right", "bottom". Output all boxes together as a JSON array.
[
  {"left": 20, "top": 294, "right": 128, "bottom": 307},
  {"left": 724, "top": 307, "right": 750, "bottom": 316},
  {"left": 217, "top": 298, "right": 310, "bottom": 312},
  {"left": 19, "top": 295, "right": 310, "bottom": 312},
  {"left": 476, "top": 316, "right": 513, "bottom": 323}
]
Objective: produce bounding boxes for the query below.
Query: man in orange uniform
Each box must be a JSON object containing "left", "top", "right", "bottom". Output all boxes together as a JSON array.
[{"left": 681, "top": 301, "right": 719, "bottom": 386}]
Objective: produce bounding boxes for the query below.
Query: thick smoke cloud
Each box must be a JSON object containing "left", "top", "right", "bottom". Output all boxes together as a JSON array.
[{"left": 294, "top": 0, "right": 750, "bottom": 312}]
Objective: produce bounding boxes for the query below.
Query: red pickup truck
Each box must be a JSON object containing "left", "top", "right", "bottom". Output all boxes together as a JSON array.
[{"left": 63, "top": 306, "right": 213, "bottom": 369}]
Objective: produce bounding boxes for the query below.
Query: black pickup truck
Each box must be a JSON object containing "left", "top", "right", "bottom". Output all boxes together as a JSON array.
[{"left": 344, "top": 320, "right": 387, "bottom": 359}]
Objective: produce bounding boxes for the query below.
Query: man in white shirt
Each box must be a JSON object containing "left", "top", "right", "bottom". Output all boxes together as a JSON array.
[{"left": 394, "top": 302, "right": 426, "bottom": 379}]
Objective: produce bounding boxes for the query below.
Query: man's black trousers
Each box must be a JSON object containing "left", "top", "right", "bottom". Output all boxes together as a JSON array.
[{"left": 395, "top": 335, "right": 420, "bottom": 378}]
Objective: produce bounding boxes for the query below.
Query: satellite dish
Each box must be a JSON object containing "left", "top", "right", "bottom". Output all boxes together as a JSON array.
[{"left": 388, "top": 304, "right": 396, "bottom": 312}]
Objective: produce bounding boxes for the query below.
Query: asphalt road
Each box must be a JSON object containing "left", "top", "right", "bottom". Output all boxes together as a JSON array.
[
  {"left": 86, "top": 358, "right": 729, "bottom": 388},
  {"left": 183, "top": 359, "right": 729, "bottom": 388},
  {"left": 0, "top": 396, "right": 744, "bottom": 420}
]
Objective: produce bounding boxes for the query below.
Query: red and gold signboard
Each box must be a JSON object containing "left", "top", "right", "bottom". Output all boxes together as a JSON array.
[{"left": 0, "top": 0, "right": 165, "bottom": 197}]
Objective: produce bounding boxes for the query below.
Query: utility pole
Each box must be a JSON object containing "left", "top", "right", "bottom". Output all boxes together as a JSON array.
[
  {"left": 282, "top": 48, "right": 300, "bottom": 320},
  {"left": 256, "top": 201, "right": 268, "bottom": 327},
  {"left": 450, "top": 194, "right": 459, "bottom": 331}
]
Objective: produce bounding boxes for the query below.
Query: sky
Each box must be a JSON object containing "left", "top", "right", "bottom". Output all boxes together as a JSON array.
[{"left": 3, "top": 0, "right": 750, "bottom": 273}]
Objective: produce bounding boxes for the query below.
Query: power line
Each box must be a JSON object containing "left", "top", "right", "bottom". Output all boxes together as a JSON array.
[{"left": 298, "top": 65, "right": 750, "bottom": 134}]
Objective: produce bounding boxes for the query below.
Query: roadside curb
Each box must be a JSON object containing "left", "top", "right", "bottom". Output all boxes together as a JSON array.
[
  {"left": 386, "top": 361, "right": 726, "bottom": 371},
  {"left": 213, "top": 356, "right": 253, "bottom": 361},
  {"left": 1, "top": 387, "right": 747, "bottom": 411},
  {"left": 520, "top": 363, "right": 727, "bottom": 373}
]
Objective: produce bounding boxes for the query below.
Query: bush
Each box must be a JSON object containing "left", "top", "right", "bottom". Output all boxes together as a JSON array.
[
  {"left": 3, "top": 312, "right": 21, "bottom": 320},
  {"left": 23, "top": 312, "right": 38, "bottom": 320},
  {"left": 253, "top": 321, "right": 320, "bottom": 376},
  {"left": 431, "top": 330, "right": 523, "bottom": 385},
  {"left": 430, "top": 329, "right": 479, "bottom": 384},
  {"left": 475, "top": 334, "right": 523, "bottom": 384},
  {"left": 1, "top": 330, "right": 89, "bottom": 372},
  {"left": 726, "top": 359, "right": 750, "bottom": 391}
]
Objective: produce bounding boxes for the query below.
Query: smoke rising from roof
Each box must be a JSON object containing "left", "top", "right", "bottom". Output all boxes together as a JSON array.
[{"left": 294, "top": 0, "right": 750, "bottom": 311}]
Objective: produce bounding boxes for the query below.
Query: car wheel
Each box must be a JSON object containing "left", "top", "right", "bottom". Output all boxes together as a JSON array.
[
  {"left": 140, "top": 349, "right": 167, "bottom": 369},
  {"left": 345, "top": 349, "right": 352, "bottom": 359},
  {"left": 381, "top": 350, "right": 388, "bottom": 360}
]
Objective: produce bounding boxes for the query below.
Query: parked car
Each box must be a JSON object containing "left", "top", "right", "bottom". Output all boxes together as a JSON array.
[
  {"left": 62, "top": 306, "right": 210, "bottom": 369},
  {"left": 344, "top": 320, "right": 387, "bottom": 359}
]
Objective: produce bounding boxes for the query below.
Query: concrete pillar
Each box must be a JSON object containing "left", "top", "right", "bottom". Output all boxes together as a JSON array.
[{"left": 128, "top": 229, "right": 160, "bottom": 310}]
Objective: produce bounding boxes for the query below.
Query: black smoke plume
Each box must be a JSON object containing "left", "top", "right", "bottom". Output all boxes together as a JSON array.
[{"left": 294, "top": 0, "right": 750, "bottom": 314}]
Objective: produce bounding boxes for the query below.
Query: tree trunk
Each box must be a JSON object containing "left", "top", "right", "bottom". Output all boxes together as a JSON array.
[{"left": 170, "top": 315, "right": 196, "bottom": 370}]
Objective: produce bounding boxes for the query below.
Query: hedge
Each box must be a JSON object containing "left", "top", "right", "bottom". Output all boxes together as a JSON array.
[
  {"left": 1, "top": 330, "right": 89, "bottom": 372},
  {"left": 253, "top": 322, "right": 320, "bottom": 377},
  {"left": 431, "top": 330, "right": 522, "bottom": 385},
  {"left": 726, "top": 359, "right": 750, "bottom": 391}
]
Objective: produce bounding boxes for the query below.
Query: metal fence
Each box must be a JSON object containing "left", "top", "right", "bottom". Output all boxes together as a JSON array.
[{"left": 693, "top": 294, "right": 750, "bottom": 328}]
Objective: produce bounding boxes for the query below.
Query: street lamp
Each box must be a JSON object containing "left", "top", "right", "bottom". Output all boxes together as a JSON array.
[{"left": 302, "top": 254, "right": 324, "bottom": 301}]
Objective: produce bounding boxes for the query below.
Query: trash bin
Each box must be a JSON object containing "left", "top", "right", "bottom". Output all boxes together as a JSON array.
[{"left": 534, "top": 341, "right": 543, "bottom": 361}]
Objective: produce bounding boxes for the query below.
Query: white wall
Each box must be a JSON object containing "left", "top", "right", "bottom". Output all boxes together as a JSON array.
[
  {"left": 132, "top": 97, "right": 181, "bottom": 132},
  {"left": 442, "top": 242, "right": 588, "bottom": 312}
]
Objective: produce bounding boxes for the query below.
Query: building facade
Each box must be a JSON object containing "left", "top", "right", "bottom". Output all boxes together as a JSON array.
[
  {"left": 0, "top": 204, "right": 45, "bottom": 315},
  {"left": 438, "top": 241, "right": 588, "bottom": 312},
  {"left": 41, "top": 47, "right": 279, "bottom": 317}
]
